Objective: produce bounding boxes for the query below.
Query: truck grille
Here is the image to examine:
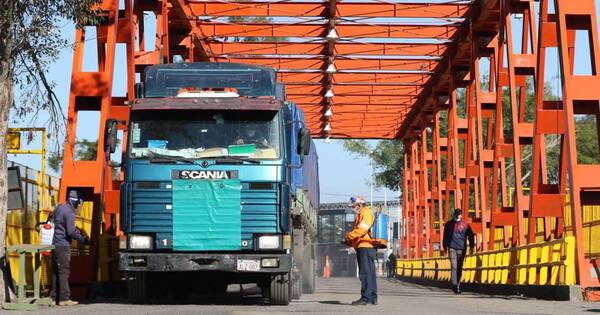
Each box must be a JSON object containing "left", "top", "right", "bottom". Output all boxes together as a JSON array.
[{"left": 130, "top": 181, "right": 279, "bottom": 242}]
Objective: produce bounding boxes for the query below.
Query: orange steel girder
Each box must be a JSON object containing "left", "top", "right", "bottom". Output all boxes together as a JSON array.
[
  {"left": 188, "top": 0, "right": 472, "bottom": 139},
  {"left": 59, "top": 0, "right": 600, "bottom": 293},
  {"left": 553, "top": 0, "right": 600, "bottom": 289},
  {"left": 188, "top": 1, "right": 469, "bottom": 18},
  {"left": 399, "top": 0, "right": 600, "bottom": 292},
  {"left": 60, "top": 0, "right": 136, "bottom": 296},
  {"left": 198, "top": 23, "right": 460, "bottom": 40}
]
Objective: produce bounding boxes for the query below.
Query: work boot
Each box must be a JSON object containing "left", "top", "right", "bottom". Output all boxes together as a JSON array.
[
  {"left": 452, "top": 285, "right": 462, "bottom": 294},
  {"left": 59, "top": 300, "right": 79, "bottom": 306},
  {"left": 351, "top": 299, "right": 369, "bottom": 306},
  {"left": 371, "top": 299, "right": 378, "bottom": 305}
]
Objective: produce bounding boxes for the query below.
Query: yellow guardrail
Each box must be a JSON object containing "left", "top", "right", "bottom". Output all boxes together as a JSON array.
[
  {"left": 6, "top": 160, "right": 60, "bottom": 288},
  {"left": 6, "top": 160, "right": 96, "bottom": 290},
  {"left": 397, "top": 236, "right": 576, "bottom": 286}
]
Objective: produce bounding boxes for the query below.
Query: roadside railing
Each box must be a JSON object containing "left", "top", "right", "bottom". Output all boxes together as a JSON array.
[{"left": 397, "top": 236, "right": 576, "bottom": 286}]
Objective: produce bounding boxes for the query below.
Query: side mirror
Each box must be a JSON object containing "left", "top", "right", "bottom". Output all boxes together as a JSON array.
[
  {"left": 297, "top": 127, "right": 312, "bottom": 157},
  {"left": 134, "top": 82, "right": 144, "bottom": 99},
  {"left": 104, "top": 119, "right": 119, "bottom": 154}
]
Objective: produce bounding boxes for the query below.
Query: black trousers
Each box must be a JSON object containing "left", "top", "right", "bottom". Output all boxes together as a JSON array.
[
  {"left": 387, "top": 262, "right": 396, "bottom": 278},
  {"left": 449, "top": 248, "right": 465, "bottom": 287},
  {"left": 51, "top": 245, "right": 71, "bottom": 301},
  {"left": 356, "top": 247, "right": 377, "bottom": 302}
]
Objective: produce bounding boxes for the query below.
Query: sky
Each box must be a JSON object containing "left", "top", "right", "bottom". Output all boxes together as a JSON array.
[{"left": 9, "top": 0, "right": 600, "bottom": 208}]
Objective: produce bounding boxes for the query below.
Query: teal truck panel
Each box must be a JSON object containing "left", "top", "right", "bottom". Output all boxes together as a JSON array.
[{"left": 172, "top": 179, "right": 242, "bottom": 251}]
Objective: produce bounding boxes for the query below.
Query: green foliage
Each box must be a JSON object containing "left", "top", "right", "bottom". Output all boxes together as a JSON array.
[
  {"left": 504, "top": 79, "right": 560, "bottom": 187},
  {"left": 48, "top": 139, "right": 121, "bottom": 179},
  {"left": 342, "top": 79, "right": 600, "bottom": 194},
  {"left": 2, "top": 0, "right": 102, "bottom": 141},
  {"left": 75, "top": 139, "right": 98, "bottom": 161},
  {"left": 227, "top": 16, "right": 289, "bottom": 42},
  {"left": 342, "top": 140, "right": 403, "bottom": 191},
  {"left": 48, "top": 139, "right": 98, "bottom": 173},
  {"left": 0, "top": 0, "right": 101, "bottom": 303},
  {"left": 575, "top": 116, "right": 600, "bottom": 165},
  {"left": 47, "top": 149, "right": 62, "bottom": 173}
]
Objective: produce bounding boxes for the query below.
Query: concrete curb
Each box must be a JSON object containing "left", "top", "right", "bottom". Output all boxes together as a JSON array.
[{"left": 395, "top": 276, "right": 583, "bottom": 301}]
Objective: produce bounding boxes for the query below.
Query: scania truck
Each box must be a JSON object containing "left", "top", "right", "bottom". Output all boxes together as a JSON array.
[{"left": 116, "top": 62, "right": 319, "bottom": 305}]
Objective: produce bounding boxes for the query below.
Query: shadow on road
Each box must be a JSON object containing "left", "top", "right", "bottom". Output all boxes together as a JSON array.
[
  {"left": 84, "top": 285, "right": 272, "bottom": 306},
  {"left": 317, "top": 300, "right": 347, "bottom": 305}
]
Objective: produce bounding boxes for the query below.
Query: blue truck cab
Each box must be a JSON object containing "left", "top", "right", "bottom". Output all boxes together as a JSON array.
[{"left": 118, "top": 62, "right": 319, "bottom": 304}]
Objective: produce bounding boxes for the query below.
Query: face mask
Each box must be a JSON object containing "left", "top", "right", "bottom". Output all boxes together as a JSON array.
[
  {"left": 70, "top": 198, "right": 82, "bottom": 209},
  {"left": 455, "top": 215, "right": 462, "bottom": 222}
]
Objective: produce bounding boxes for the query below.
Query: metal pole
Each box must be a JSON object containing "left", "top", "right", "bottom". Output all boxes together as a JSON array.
[
  {"left": 398, "top": 185, "right": 402, "bottom": 249},
  {"left": 370, "top": 156, "right": 373, "bottom": 208}
]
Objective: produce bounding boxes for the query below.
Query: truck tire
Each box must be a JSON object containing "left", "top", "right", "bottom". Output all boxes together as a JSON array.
[
  {"left": 127, "top": 272, "right": 147, "bottom": 303},
  {"left": 269, "top": 273, "right": 291, "bottom": 305},
  {"left": 292, "top": 271, "right": 302, "bottom": 300}
]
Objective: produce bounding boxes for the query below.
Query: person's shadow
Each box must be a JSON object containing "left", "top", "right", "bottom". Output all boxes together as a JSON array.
[{"left": 318, "top": 300, "right": 347, "bottom": 305}]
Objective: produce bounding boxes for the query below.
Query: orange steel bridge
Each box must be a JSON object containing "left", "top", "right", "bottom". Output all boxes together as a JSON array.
[{"left": 57, "top": 0, "right": 600, "bottom": 299}]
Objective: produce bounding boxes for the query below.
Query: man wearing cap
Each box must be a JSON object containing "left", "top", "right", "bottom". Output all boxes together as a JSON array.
[
  {"left": 50, "top": 190, "right": 89, "bottom": 306},
  {"left": 442, "top": 209, "right": 475, "bottom": 294},
  {"left": 345, "top": 196, "right": 377, "bottom": 306}
]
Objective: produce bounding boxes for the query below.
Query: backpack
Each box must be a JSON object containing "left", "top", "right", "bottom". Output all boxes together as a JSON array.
[{"left": 369, "top": 210, "right": 389, "bottom": 249}]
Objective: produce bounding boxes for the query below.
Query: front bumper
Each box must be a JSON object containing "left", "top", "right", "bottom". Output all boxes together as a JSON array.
[{"left": 119, "top": 252, "right": 292, "bottom": 273}]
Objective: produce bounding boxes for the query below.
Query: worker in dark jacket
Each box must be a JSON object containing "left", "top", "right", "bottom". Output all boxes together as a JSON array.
[
  {"left": 50, "top": 190, "right": 89, "bottom": 306},
  {"left": 442, "top": 209, "right": 475, "bottom": 294},
  {"left": 387, "top": 252, "right": 396, "bottom": 278}
]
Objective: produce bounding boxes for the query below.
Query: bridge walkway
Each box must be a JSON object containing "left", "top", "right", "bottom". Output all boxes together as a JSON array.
[{"left": 308, "top": 277, "right": 594, "bottom": 315}]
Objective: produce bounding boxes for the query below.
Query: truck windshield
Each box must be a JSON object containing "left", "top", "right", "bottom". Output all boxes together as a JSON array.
[{"left": 129, "top": 110, "right": 280, "bottom": 160}]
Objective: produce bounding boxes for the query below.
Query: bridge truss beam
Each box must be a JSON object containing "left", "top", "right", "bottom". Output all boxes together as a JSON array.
[{"left": 400, "top": 0, "right": 600, "bottom": 292}]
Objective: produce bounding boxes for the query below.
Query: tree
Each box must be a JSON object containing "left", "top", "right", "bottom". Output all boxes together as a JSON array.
[
  {"left": 342, "top": 140, "right": 403, "bottom": 191},
  {"left": 342, "top": 80, "right": 600, "bottom": 198},
  {"left": 49, "top": 139, "right": 121, "bottom": 179},
  {"left": 227, "top": 16, "right": 288, "bottom": 42},
  {"left": 0, "top": 0, "right": 100, "bottom": 304},
  {"left": 575, "top": 115, "right": 600, "bottom": 165},
  {"left": 48, "top": 139, "right": 98, "bottom": 173}
]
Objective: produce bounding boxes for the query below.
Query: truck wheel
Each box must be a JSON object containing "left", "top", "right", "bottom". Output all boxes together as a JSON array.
[
  {"left": 292, "top": 271, "right": 302, "bottom": 300},
  {"left": 269, "top": 273, "right": 291, "bottom": 305},
  {"left": 212, "top": 282, "right": 228, "bottom": 296},
  {"left": 302, "top": 255, "right": 316, "bottom": 294},
  {"left": 127, "top": 272, "right": 147, "bottom": 303}
]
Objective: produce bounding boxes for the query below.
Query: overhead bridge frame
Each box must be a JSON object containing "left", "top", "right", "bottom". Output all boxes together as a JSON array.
[{"left": 57, "top": 0, "right": 600, "bottom": 298}]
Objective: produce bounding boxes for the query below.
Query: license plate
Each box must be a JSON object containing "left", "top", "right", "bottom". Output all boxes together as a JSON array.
[{"left": 237, "top": 259, "right": 260, "bottom": 272}]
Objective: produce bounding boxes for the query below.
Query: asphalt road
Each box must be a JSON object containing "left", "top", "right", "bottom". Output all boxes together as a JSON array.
[{"left": 7, "top": 277, "right": 598, "bottom": 315}]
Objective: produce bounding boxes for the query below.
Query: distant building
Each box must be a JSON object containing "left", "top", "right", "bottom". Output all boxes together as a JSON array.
[
  {"left": 316, "top": 205, "right": 357, "bottom": 277},
  {"left": 316, "top": 201, "right": 401, "bottom": 277}
]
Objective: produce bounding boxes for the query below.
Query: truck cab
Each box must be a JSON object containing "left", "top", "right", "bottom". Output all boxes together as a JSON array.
[{"left": 117, "top": 62, "right": 318, "bottom": 305}]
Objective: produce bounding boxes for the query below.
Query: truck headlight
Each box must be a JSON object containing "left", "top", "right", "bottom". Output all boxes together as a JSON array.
[
  {"left": 258, "top": 235, "right": 280, "bottom": 249},
  {"left": 129, "top": 235, "right": 153, "bottom": 250}
]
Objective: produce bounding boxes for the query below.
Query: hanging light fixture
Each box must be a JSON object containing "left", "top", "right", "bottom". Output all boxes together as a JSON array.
[
  {"left": 324, "top": 89, "right": 334, "bottom": 98},
  {"left": 324, "top": 108, "right": 333, "bottom": 117},
  {"left": 325, "top": 63, "right": 337, "bottom": 74},
  {"left": 326, "top": 28, "right": 339, "bottom": 41},
  {"left": 324, "top": 123, "right": 331, "bottom": 132}
]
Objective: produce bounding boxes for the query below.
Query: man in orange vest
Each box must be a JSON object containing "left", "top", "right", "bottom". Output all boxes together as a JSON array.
[{"left": 345, "top": 196, "right": 377, "bottom": 306}]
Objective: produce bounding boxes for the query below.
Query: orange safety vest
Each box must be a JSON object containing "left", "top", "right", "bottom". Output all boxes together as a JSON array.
[{"left": 345, "top": 205, "right": 375, "bottom": 249}]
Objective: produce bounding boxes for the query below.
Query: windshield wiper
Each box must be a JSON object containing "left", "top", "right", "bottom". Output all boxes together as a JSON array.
[
  {"left": 209, "top": 155, "right": 260, "bottom": 164},
  {"left": 147, "top": 152, "right": 196, "bottom": 164}
]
